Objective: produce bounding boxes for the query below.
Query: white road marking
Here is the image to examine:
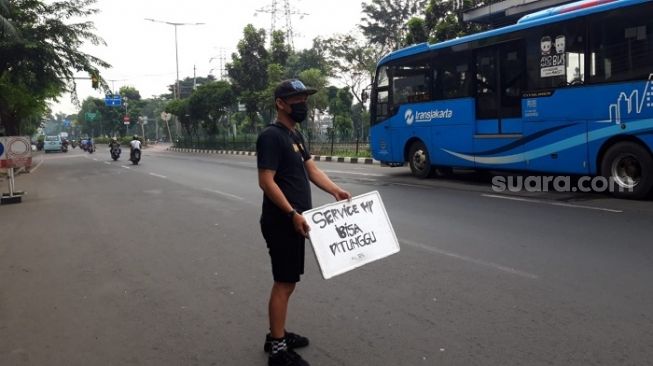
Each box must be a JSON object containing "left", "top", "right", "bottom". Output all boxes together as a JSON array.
[
  {"left": 400, "top": 238, "right": 539, "bottom": 280},
  {"left": 29, "top": 158, "right": 45, "bottom": 173},
  {"left": 104, "top": 162, "right": 111, "bottom": 165},
  {"left": 481, "top": 194, "right": 623, "bottom": 213},
  {"left": 121, "top": 165, "right": 131, "bottom": 170},
  {"left": 149, "top": 172, "right": 167, "bottom": 179},
  {"left": 392, "top": 182, "right": 430, "bottom": 189},
  {"left": 203, "top": 188, "right": 244, "bottom": 201},
  {"left": 323, "top": 169, "right": 384, "bottom": 177},
  {"left": 93, "top": 158, "right": 98, "bottom": 161}
]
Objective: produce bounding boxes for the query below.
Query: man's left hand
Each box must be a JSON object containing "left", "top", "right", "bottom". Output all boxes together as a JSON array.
[{"left": 333, "top": 188, "right": 352, "bottom": 202}]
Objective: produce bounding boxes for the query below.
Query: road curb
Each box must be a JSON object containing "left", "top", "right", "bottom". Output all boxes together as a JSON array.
[{"left": 166, "top": 147, "right": 380, "bottom": 165}]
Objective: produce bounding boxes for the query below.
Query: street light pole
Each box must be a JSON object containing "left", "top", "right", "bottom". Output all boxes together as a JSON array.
[{"left": 145, "top": 18, "right": 205, "bottom": 137}]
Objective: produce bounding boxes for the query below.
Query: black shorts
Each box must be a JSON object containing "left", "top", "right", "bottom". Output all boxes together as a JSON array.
[{"left": 260, "top": 216, "right": 305, "bottom": 283}]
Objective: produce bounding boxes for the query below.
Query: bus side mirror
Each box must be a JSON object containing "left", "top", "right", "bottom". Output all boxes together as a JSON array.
[{"left": 361, "top": 90, "right": 369, "bottom": 104}]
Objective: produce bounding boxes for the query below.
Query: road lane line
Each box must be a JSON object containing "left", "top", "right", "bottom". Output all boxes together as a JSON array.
[
  {"left": 104, "top": 162, "right": 111, "bottom": 165},
  {"left": 29, "top": 158, "right": 45, "bottom": 173},
  {"left": 481, "top": 194, "right": 623, "bottom": 213},
  {"left": 149, "top": 172, "right": 167, "bottom": 179},
  {"left": 203, "top": 188, "right": 244, "bottom": 201},
  {"left": 323, "top": 169, "right": 384, "bottom": 177},
  {"left": 400, "top": 238, "right": 539, "bottom": 280},
  {"left": 121, "top": 165, "right": 131, "bottom": 170},
  {"left": 93, "top": 158, "right": 98, "bottom": 161}
]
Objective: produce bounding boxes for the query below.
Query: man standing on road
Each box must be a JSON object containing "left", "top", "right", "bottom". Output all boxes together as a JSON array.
[{"left": 257, "top": 79, "right": 351, "bottom": 366}]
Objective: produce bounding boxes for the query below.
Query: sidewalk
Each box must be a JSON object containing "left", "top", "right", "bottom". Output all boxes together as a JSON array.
[{"left": 166, "top": 146, "right": 380, "bottom": 165}]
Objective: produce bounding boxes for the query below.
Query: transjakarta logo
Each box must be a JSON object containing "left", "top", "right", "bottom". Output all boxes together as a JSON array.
[{"left": 404, "top": 108, "right": 453, "bottom": 125}]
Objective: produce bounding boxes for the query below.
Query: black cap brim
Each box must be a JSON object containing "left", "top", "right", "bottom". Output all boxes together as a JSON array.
[{"left": 277, "top": 88, "right": 318, "bottom": 99}]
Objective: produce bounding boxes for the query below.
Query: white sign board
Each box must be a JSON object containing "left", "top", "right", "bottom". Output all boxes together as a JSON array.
[
  {"left": 303, "top": 191, "right": 400, "bottom": 279},
  {"left": 0, "top": 136, "right": 32, "bottom": 169}
]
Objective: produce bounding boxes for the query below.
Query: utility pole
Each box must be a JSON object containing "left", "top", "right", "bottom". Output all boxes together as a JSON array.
[
  {"left": 254, "top": 0, "right": 308, "bottom": 50},
  {"left": 145, "top": 18, "right": 205, "bottom": 137}
]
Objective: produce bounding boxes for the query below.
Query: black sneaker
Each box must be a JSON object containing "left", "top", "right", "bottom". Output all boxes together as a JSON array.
[
  {"left": 264, "top": 332, "right": 310, "bottom": 353},
  {"left": 268, "top": 349, "right": 310, "bottom": 366}
]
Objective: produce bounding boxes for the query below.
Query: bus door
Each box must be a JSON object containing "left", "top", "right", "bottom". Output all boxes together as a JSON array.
[{"left": 474, "top": 40, "right": 526, "bottom": 169}]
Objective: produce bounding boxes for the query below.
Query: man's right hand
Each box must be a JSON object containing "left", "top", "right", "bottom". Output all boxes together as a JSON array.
[{"left": 292, "top": 213, "right": 310, "bottom": 238}]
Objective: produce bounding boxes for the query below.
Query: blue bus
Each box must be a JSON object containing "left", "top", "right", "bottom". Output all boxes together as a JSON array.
[{"left": 369, "top": 0, "right": 653, "bottom": 198}]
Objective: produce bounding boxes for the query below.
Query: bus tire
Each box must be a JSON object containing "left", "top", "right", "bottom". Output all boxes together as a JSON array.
[
  {"left": 600, "top": 141, "right": 653, "bottom": 199},
  {"left": 408, "top": 141, "right": 432, "bottom": 179}
]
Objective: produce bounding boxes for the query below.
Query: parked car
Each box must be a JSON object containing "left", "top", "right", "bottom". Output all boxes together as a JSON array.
[{"left": 43, "top": 135, "right": 63, "bottom": 153}]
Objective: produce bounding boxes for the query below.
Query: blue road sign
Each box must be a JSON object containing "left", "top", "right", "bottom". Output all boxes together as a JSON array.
[
  {"left": 104, "top": 95, "right": 122, "bottom": 107},
  {"left": 63, "top": 119, "right": 71, "bottom": 127},
  {"left": 0, "top": 142, "right": 4, "bottom": 157}
]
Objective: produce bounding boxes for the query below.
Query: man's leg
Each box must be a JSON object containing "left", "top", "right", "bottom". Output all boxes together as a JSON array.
[{"left": 269, "top": 281, "right": 296, "bottom": 339}]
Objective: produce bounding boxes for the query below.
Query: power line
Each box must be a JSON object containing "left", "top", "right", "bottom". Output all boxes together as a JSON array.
[{"left": 254, "top": 0, "right": 308, "bottom": 50}]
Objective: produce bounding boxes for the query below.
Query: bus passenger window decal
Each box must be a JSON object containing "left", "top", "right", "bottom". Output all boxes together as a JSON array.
[{"left": 540, "top": 35, "right": 566, "bottom": 78}]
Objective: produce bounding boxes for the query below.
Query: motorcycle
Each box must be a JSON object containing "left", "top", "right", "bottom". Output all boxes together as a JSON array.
[
  {"left": 61, "top": 143, "right": 68, "bottom": 153},
  {"left": 71, "top": 140, "right": 77, "bottom": 149},
  {"left": 87, "top": 142, "right": 95, "bottom": 154},
  {"left": 110, "top": 145, "right": 121, "bottom": 161},
  {"left": 130, "top": 148, "right": 141, "bottom": 165}
]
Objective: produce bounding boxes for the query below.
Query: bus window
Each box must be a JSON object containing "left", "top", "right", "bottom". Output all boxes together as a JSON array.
[
  {"left": 589, "top": 3, "right": 653, "bottom": 84},
  {"left": 476, "top": 47, "right": 498, "bottom": 119},
  {"left": 392, "top": 64, "right": 431, "bottom": 105},
  {"left": 439, "top": 51, "right": 471, "bottom": 99},
  {"left": 527, "top": 20, "right": 586, "bottom": 89},
  {"left": 373, "top": 66, "right": 391, "bottom": 124}
]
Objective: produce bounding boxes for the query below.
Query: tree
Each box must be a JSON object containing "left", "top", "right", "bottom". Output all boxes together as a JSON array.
[
  {"left": 284, "top": 38, "right": 331, "bottom": 79},
  {"left": 270, "top": 30, "right": 290, "bottom": 66},
  {"left": 298, "top": 68, "right": 328, "bottom": 138},
  {"left": 327, "top": 87, "right": 353, "bottom": 139},
  {"left": 187, "top": 81, "right": 236, "bottom": 137},
  {"left": 227, "top": 24, "right": 269, "bottom": 133},
  {"left": 423, "top": 0, "right": 489, "bottom": 43},
  {"left": 0, "top": 0, "right": 109, "bottom": 135},
  {"left": 167, "top": 75, "right": 216, "bottom": 99},
  {"left": 360, "top": 0, "right": 427, "bottom": 53},
  {"left": 323, "top": 33, "right": 383, "bottom": 106},
  {"left": 404, "top": 17, "right": 428, "bottom": 46},
  {"left": 165, "top": 98, "right": 195, "bottom": 138},
  {"left": 0, "top": 0, "right": 16, "bottom": 38}
]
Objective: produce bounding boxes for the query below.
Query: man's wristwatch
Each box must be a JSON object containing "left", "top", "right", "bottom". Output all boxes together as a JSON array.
[{"left": 287, "top": 209, "right": 297, "bottom": 218}]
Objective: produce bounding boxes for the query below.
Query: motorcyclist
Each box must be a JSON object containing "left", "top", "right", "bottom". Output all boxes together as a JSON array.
[
  {"left": 109, "top": 137, "right": 120, "bottom": 150},
  {"left": 130, "top": 135, "right": 141, "bottom": 160}
]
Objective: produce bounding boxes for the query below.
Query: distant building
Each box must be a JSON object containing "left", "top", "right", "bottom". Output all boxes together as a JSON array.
[{"left": 463, "top": 0, "right": 577, "bottom": 27}]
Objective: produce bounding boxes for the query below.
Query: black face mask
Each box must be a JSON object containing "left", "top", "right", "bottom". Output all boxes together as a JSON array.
[{"left": 288, "top": 102, "right": 308, "bottom": 123}]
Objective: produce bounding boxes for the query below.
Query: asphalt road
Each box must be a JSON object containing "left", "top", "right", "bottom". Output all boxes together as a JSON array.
[{"left": 1, "top": 145, "right": 652, "bottom": 366}]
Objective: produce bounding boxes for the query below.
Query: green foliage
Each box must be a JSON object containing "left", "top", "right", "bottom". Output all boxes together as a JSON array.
[
  {"left": 284, "top": 38, "right": 331, "bottom": 79},
  {"left": 270, "top": 30, "right": 290, "bottom": 66},
  {"left": 166, "top": 75, "right": 216, "bottom": 99},
  {"left": 360, "top": 0, "right": 427, "bottom": 53},
  {"left": 0, "top": 0, "right": 109, "bottom": 135},
  {"left": 404, "top": 17, "right": 429, "bottom": 46},
  {"left": 423, "top": 0, "right": 489, "bottom": 43},
  {"left": 119, "top": 86, "right": 141, "bottom": 101},
  {"left": 322, "top": 34, "right": 381, "bottom": 105},
  {"left": 188, "top": 81, "right": 236, "bottom": 136},
  {"left": 227, "top": 24, "right": 269, "bottom": 132}
]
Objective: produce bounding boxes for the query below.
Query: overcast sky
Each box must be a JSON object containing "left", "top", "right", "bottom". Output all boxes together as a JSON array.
[{"left": 52, "top": 0, "right": 364, "bottom": 115}]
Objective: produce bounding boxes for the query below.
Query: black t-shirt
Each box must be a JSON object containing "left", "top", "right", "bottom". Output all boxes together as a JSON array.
[{"left": 256, "top": 122, "right": 312, "bottom": 218}]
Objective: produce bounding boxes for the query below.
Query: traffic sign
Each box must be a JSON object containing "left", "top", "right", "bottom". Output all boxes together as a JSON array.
[
  {"left": 0, "top": 136, "right": 32, "bottom": 169},
  {"left": 104, "top": 95, "right": 122, "bottom": 107},
  {"left": 123, "top": 115, "right": 130, "bottom": 124},
  {"left": 85, "top": 112, "right": 97, "bottom": 121}
]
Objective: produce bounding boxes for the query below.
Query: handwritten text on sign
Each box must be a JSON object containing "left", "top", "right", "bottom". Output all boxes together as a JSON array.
[{"left": 304, "top": 191, "right": 400, "bottom": 279}]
